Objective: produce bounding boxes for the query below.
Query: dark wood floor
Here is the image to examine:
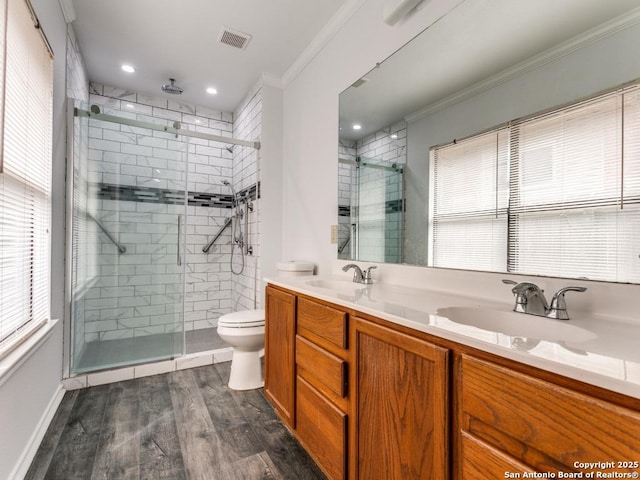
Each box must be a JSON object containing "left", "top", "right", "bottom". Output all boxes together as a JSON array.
[{"left": 26, "top": 362, "right": 326, "bottom": 480}]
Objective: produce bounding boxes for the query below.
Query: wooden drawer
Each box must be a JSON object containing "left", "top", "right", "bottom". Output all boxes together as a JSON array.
[
  {"left": 297, "top": 297, "right": 347, "bottom": 352},
  {"left": 296, "top": 376, "right": 347, "bottom": 480},
  {"left": 460, "top": 355, "right": 640, "bottom": 473},
  {"left": 460, "top": 432, "right": 533, "bottom": 480},
  {"left": 296, "top": 335, "right": 347, "bottom": 400}
]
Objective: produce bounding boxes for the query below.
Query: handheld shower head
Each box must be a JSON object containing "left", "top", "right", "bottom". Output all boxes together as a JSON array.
[{"left": 221, "top": 180, "right": 239, "bottom": 210}]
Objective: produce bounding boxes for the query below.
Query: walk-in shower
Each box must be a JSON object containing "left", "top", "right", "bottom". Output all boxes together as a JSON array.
[
  {"left": 67, "top": 95, "right": 260, "bottom": 375},
  {"left": 338, "top": 156, "right": 404, "bottom": 263}
]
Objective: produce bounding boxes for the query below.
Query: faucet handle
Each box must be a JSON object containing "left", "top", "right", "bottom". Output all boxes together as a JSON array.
[
  {"left": 548, "top": 286, "right": 587, "bottom": 320},
  {"left": 363, "top": 266, "right": 377, "bottom": 284}
]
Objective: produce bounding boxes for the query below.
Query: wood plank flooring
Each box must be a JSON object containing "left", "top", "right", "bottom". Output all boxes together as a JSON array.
[{"left": 26, "top": 362, "right": 326, "bottom": 480}]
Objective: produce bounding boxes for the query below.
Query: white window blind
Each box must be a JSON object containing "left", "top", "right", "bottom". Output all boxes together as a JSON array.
[
  {"left": 508, "top": 94, "right": 628, "bottom": 281},
  {"left": 0, "top": 0, "right": 53, "bottom": 347},
  {"left": 429, "top": 84, "right": 640, "bottom": 283},
  {"left": 430, "top": 129, "right": 509, "bottom": 271}
]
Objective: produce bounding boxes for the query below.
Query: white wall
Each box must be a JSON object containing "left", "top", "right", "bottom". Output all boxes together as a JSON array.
[
  {"left": 260, "top": 81, "right": 284, "bottom": 280},
  {"left": 1, "top": 0, "right": 67, "bottom": 475},
  {"left": 0, "top": 323, "right": 64, "bottom": 480},
  {"left": 281, "top": 0, "right": 464, "bottom": 274}
]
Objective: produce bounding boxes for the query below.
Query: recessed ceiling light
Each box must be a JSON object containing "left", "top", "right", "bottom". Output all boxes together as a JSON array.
[
  {"left": 353, "top": 124, "right": 362, "bottom": 130},
  {"left": 206, "top": 87, "right": 218, "bottom": 95},
  {"left": 121, "top": 64, "right": 135, "bottom": 73},
  {"left": 391, "top": 133, "right": 398, "bottom": 139}
]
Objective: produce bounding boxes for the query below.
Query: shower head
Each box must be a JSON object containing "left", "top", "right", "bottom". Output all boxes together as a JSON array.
[
  {"left": 225, "top": 146, "right": 234, "bottom": 154},
  {"left": 221, "top": 180, "right": 230, "bottom": 186},
  {"left": 161, "top": 78, "right": 183, "bottom": 95}
]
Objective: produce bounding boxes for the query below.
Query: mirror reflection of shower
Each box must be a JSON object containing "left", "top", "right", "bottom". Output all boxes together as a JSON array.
[{"left": 221, "top": 179, "right": 253, "bottom": 275}]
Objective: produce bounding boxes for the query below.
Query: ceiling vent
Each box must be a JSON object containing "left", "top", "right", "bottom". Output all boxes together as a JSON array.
[{"left": 218, "top": 27, "right": 252, "bottom": 50}]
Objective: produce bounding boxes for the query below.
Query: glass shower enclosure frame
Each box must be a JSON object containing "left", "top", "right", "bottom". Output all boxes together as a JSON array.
[
  {"left": 67, "top": 99, "right": 188, "bottom": 374},
  {"left": 343, "top": 156, "right": 405, "bottom": 263},
  {"left": 64, "top": 98, "right": 260, "bottom": 376}
]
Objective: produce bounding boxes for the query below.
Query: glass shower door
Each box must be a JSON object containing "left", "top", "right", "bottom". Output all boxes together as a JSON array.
[
  {"left": 69, "top": 100, "right": 186, "bottom": 374},
  {"left": 354, "top": 157, "right": 404, "bottom": 263}
]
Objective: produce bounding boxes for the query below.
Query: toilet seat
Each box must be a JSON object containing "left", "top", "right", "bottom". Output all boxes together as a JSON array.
[{"left": 218, "top": 309, "right": 265, "bottom": 328}]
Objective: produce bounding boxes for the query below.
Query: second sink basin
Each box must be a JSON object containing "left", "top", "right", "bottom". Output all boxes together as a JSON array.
[{"left": 436, "top": 306, "right": 597, "bottom": 343}]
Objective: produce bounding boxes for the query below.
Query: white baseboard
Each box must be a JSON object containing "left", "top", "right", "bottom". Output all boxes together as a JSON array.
[{"left": 10, "top": 384, "right": 66, "bottom": 480}]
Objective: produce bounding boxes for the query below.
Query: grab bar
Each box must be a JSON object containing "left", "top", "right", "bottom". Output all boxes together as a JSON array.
[
  {"left": 202, "top": 217, "right": 232, "bottom": 253},
  {"left": 244, "top": 199, "right": 253, "bottom": 255},
  {"left": 338, "top": 232, "right": 351, "bottom": 254},
  {"left": 86, "top": 212, "right": 126, "bottom": 254}
]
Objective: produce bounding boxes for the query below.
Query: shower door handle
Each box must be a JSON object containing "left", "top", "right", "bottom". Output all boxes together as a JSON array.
[{"left": 177, "top": 215, "right": 182, "bottom": 266}]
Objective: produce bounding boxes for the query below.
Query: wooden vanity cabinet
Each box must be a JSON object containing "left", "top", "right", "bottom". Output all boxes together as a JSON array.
[
  {"left": 265, "top": 285, "right": 640, "bottom": 480},
  {"left": 264, "top": 285, "right": 296, "bottom": 428},
  {"left": 457, "top": 354, "right": 640, "bottom": 479},
  {"left": 351, "top": 316, "right": 449, "bottom": 480}
]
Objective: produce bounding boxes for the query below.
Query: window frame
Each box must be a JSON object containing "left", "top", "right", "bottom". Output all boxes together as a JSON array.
[{"left": 0, "top": 0, "right": 54, "bottom": 356}]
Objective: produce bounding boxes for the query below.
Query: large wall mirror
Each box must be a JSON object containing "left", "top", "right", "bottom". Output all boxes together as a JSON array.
[{"left": 338, "top": 0, "right": 640, "bottom": 283}]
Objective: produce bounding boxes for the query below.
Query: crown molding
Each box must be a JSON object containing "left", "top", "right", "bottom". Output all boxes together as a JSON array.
[
  {"left": 405, "top": 6, "right": 640, "bottom": 124},
  {"left": 281, "top": 0, "right": 367, "bottom": 87}
]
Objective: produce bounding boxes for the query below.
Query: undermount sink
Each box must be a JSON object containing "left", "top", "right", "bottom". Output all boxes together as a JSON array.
[
  {"left": 436, "top": 306, "right": 597, "bottom": 343},
  {"left": 306, "top": 279, "right": 368, "bottom": 293}
]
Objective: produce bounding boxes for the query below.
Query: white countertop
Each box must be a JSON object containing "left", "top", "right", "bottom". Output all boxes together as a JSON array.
[{"left": 265, "top": 275, "right": 640, "bottom": 400}]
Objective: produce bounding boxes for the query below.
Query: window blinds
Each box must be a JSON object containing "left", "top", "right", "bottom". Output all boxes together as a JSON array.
[
  {"left": 430, "top": 84, "right": 640, "bottom": 283},
  {"left": 430, "top": 129, "right": 509, "bottom": 271},
  {"left": 0, "top": 0, "right": 53, "bottom": 346},
  {"left": 508, "top": 94, "right": 628, "bottom": 281}
]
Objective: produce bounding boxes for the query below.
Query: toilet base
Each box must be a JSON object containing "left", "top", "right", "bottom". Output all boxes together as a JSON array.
[{"left": 228, "top": 349, "right": 264, "bottom": 390}]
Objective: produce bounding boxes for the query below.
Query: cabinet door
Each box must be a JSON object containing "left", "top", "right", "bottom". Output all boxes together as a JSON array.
[
  {"left": 351, "top": 317, "right": 449, "bottom": 480},
  {"left": 264, "top": 286, "right": 296, "bottom": 427}
]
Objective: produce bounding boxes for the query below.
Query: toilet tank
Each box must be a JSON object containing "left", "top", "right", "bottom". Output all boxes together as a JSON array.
[{"left": 276, "top": 261, "right": 315, "bottom": 277}]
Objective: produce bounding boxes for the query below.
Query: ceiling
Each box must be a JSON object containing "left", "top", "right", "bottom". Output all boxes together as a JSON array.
[
  {"left": 339, "top": 0, "right": 640, "bottom": 141},
  {"left": 70, "top": 0, "right": 347, "bottom": 112}
]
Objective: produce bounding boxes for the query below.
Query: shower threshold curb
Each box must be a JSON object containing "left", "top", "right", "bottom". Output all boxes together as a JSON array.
[{"left": 61, "top": 347, "right": 234, "bottom": 390}]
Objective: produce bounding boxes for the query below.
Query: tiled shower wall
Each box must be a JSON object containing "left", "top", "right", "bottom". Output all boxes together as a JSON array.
[
  {"left": 77, "top": 82, "right": 245, "bottom": 345},
  {"left": 231, "top": 83, "right": 262, "bottom": 311},
  {"left": 339, "top": 121, "right": 407, "bottom": 263}
]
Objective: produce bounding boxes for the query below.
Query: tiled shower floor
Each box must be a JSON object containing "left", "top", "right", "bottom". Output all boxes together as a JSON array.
[{"left": 74, "top": 327, "right": 230, "bottom": 373}]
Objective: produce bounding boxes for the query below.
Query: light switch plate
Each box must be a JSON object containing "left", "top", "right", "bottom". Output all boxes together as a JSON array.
[{"left": 331, "top": 224, "right": 338, "bottom": 244}]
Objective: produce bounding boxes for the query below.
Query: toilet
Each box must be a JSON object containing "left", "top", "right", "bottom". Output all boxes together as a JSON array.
[{"left": 217, "top": 261, "right": 315, "bottom": 390}]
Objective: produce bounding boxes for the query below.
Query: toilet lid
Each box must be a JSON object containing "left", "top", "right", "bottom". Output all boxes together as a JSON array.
[{"left": 218, "top": 309, "right": 265, "bottom": 328}]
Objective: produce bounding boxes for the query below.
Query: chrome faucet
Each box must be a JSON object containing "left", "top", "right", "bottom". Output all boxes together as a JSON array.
[
  {"left": 342, "top": 264, "right": 377, "bottom": 284},
  {"left": 502, "top": 279, "right": 586, "bottom": 320}
]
